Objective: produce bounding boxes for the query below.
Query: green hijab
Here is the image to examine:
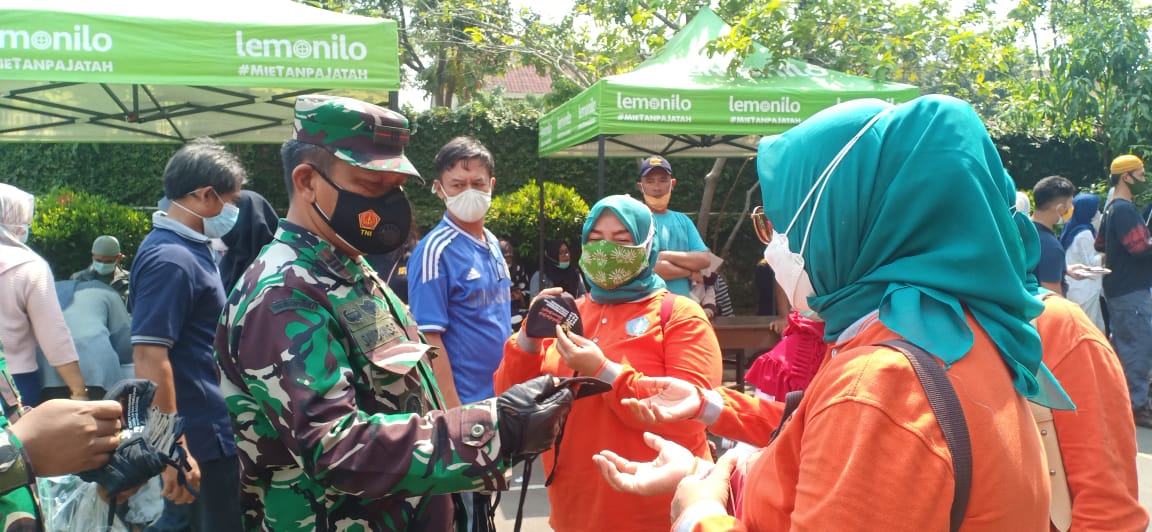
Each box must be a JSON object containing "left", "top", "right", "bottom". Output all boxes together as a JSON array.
[
  {"left": 757, "top": 95, "right": 1061, "bottom": 404},
  {"left": 581, "top": 195, "right": 666, "bottom": 303}
]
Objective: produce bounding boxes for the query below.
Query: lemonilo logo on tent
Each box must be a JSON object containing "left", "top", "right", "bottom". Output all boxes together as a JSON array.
[
  {"left": 616, "top": 92, "right": 693, "bottom": 111},
  {"left": 728, "top": 95, "right": 801, "bottom": 114},
  {"left": 235, "top": 31, "right": 368, "bottom": 61},
  {"left": 0, "top": 26, "right": 112, "bottom": 52}
]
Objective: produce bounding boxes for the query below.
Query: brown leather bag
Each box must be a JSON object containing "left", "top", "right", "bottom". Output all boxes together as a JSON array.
[{"left": 1030, "top": 402, "right": 1072, "bottom": 531}]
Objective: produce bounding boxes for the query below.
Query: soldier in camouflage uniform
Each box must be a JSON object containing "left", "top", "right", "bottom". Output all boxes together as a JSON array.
[
  {"left": 0, "top": 340, "right": 125, "bottom": 530},
  {"left": 215, "top": 95, "right": 572, "bottom": 531}
]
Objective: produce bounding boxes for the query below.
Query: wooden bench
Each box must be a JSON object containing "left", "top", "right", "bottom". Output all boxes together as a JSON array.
[{"left": 711, "top": 315, "right": 781, "bottom": 390}]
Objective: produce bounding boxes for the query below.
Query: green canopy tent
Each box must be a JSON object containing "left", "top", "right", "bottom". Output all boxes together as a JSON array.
[
  {"left": 537, "top": 7, "right": 919, "bottom": 196},
  {"left": 0, "top": 0, "right": 400, "bottom": 142}
]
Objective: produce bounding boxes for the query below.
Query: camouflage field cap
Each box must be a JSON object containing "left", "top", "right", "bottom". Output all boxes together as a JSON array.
[{"left": 293, "top": 95, "right": 423, "bottom": 183}]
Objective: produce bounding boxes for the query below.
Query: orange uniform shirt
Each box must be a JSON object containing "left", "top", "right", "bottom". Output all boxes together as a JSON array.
[
  {"left": 494, "top": 291, "right": 722, "bottom": 532},
  {"left": 691, "top": 314, "right": 1049, "bottom": 532},
  {"left": 1036, "top": 297, "right": 1147, "bottom": 531}
]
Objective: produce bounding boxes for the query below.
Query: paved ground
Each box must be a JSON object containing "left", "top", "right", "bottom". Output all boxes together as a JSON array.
[
  {"left": 492, "top": 423, "right": 1152, "bottom": 531},
  {"left": 492, "top": 463, "right": 552, "bottom": 531}
]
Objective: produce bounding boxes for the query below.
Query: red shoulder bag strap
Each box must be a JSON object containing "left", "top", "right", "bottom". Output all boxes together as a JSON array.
[{"left": 660, "top": 292, "right": 678, "bottom": 328}]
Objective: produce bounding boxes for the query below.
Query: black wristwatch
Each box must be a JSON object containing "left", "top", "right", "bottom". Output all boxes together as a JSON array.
[{"left": 0, "top": 430, "right": 33, "bottom": 495}]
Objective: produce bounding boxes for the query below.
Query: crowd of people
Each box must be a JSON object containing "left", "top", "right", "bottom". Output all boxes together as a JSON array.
[{"left": 0, "top": 91, "right": 1146, "bottom": 532}]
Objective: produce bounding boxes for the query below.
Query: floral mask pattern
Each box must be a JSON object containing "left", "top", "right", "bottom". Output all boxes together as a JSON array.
[{"left": 580, "top": 240, "right": 650, "bottom": 290}]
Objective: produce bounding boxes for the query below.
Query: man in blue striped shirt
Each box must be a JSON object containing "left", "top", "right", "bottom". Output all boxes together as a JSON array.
[{"left": 407, "top": 137, "right": 511, "bottom": 409}]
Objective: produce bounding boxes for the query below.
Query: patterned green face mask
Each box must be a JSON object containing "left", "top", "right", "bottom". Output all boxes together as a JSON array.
[{"left": 580, "top": 239, "right": 650, "bottom": 290}]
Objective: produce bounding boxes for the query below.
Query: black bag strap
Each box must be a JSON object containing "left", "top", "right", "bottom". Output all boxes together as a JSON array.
[
  {"left": 767, "top": 389, "right": 804, "bottom": 444},
  {"left": 877, "top": 338, "right": 971, "bottom": 532},
  {"left": 761, "top": 340, "right": 970, "bottom": 532}
]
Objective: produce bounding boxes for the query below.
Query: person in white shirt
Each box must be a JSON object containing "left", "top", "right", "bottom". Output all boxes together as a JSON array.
[{"left": 1060, "top": 192, "right": 1106, "bottom": 331}]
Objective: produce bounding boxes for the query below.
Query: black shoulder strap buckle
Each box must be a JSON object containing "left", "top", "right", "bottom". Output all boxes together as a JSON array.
[{"left": 767, "top": 389, "right": 804, "bottom": 445}]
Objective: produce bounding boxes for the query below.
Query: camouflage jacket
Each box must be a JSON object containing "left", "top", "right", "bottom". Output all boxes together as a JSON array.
[
  {"left": 0, "top": 343, "right": 39, "bottom": 531},
  {"left": 215, "top": 221, "right": 508, "bottom": 531}
]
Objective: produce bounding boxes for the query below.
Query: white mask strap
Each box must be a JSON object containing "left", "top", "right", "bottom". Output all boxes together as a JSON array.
[
  {"left": 639, "top": 213, "right": 656, "bottom": 254},
  {"left": 783, "top": 107, "right": 893, "bottom": 256}
]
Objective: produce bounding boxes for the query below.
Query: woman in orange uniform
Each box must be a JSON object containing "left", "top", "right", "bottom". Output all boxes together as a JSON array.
[
  {"left": 1014, "top": 210, "right": 1147, "bottom": 532},
  {"left": 599, "top": 95, "right": 1077, "bottom": 531},
  {"left": 493, "top": 194, "right": 722, "bottom": 532}
]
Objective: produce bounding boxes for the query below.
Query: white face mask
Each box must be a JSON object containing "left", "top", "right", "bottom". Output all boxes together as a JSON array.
[
  {"left": 763, "top": 232, "right": 817, "bottom": 314},
  {"left": 762, "top": 107, "right": 892, "bottom": 316},
  {"left": 442, "top": 186, "right": 492, "bottom": 223},
  {"left": 1, "top": 224, "right": 29, "bottom": 244}
]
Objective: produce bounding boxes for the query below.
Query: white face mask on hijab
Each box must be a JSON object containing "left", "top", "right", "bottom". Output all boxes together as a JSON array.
[
  {"left": 0, "top": 184, "right": 35, "bottom": 246},
  {"left": 1, "top": 224, "right": 29, "bottom": 243},
  {"left": 762, "top": 108, "right": 892, "bottom": 317}
]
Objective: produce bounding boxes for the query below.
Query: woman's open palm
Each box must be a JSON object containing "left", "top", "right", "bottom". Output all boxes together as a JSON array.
[
  {"left": 623, "top": 377, "right": 701, "bottom": 424},
  {"left": 594, "top": 432, "right": 699, "bottom": 496}
]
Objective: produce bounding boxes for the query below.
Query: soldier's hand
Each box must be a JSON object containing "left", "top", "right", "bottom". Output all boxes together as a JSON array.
[
  {"left": 161, "top": 448, "right": 200, "bottom": 504},
  {"left": 496, "top": 375, "right": 573, "bottom": 465},
  {"left": 10, "top": 399, "right": 122, "bottom": 476}
]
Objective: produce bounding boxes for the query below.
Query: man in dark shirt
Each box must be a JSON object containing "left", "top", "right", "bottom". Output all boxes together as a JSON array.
[
  {"left": 131, "top": 139, "right": 245, "bottom": 530},
  {"left": 1095, "top": 154, "right": 1152, "bottom": 427},
  {"left": 1030, "top": 176, "right": 1076, "bottom": 295}
]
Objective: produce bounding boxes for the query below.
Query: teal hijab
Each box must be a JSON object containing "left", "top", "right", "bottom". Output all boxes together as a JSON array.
[
  {"left": 581, "top": 195, "right": 666, "bottom": 303},
  {"left": 1012, "top": 208, "right": 1076, "bottom": 409},
  {"left": 757, "top": 95, "right": 1064, "bottom": 404}
]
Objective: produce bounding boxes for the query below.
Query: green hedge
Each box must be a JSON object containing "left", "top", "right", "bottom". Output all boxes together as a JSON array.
[
  {"left": 0, "top": 105, "right": 1117, "bottom": 214},
  {"left": 486, "top": 180, "right": 590, "bottom": 265},
  {"left": 2, "top": 103, "right": 1132, "bottom": 313},
  {"left": 29, "top": 189, "right": 150, "bottom": 279}
]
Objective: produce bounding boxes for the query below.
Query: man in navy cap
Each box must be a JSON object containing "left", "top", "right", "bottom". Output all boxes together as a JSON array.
[{"left": 637, "top": 155, "right": 710, "bottom": 296}]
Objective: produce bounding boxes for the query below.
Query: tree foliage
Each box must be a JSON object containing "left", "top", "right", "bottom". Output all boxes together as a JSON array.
[
  {"left": 1004, "top": 0, "right": 1152, "bottom": 159},
  {"left": 486, "top": 179, "right": 590, "bottom": 262},
  {"left": 302, "top": 0, "right": 518, "bottom": 107}
]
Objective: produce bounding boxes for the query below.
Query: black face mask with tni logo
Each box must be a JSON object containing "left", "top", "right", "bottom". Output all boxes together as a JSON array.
[{"left": 309, "top": 164, "right": 412, "bottom": 255}]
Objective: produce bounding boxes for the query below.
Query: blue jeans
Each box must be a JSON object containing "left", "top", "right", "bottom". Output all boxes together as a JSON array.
[{"left": 1106, "top": 289, "right": 1152, "bottom": 410}]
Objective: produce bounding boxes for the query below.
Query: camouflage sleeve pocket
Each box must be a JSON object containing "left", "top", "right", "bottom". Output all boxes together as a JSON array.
[
  {"left": 456, "top": 402, "right": 498, "bottom": 448},
  {"left": 363, "top": 342, "right": 435, "bottom": 393}
]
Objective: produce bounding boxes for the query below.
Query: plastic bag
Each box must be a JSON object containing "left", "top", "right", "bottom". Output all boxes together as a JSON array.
[
  {"left": 122, "top": 476, "right": 163, "bottom": 525},
  {"left": 38, "top": 475, "right": 128, "bottom": 532},
  {"left": 39, "top": 474, "right": 164, "bottom": 530}
]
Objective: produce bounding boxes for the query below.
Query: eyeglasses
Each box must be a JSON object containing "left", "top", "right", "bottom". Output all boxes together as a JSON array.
[{"left": 750, "top": 206, "right": 773, "bottom": 244}]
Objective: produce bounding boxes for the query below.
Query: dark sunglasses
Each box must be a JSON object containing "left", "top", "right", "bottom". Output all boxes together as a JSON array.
[{"left": 750, "top": 206, "right": 774, "bottom": 245}]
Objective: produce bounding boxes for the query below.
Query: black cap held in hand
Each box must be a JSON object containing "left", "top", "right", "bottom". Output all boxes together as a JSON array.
[{"left": 524, "top": 293, "right": 583, "bottom": 338}]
